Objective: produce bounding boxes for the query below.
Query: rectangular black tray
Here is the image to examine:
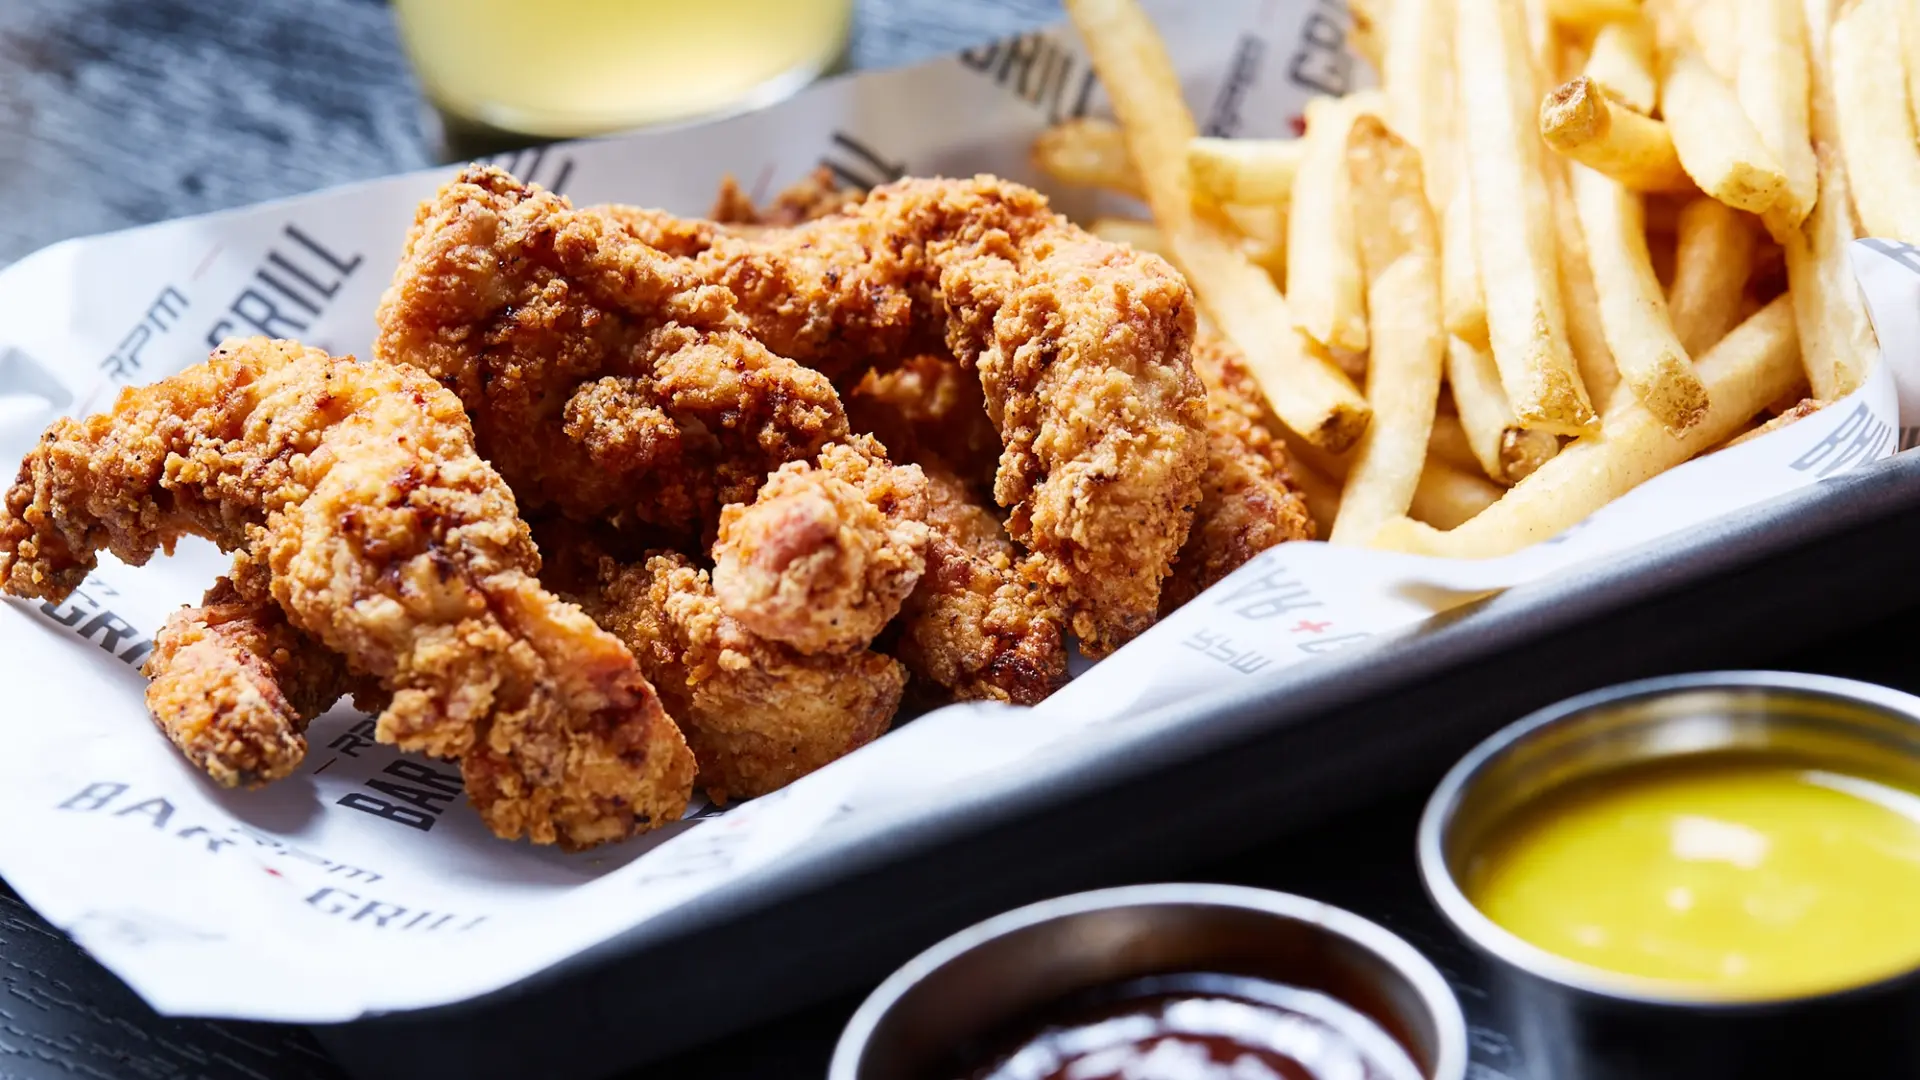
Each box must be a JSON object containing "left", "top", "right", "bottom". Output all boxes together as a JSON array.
[{"left": 315, "top": 449, "right": 1920, "bottom": 1080}]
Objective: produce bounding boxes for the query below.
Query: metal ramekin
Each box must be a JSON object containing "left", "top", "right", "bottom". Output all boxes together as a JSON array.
[
  {"left": 830, "top": 882, "right": 1467, "bottom": 1080},
  {"left": 1420, "top": 671, "right": 1920, "bottom": 1080}
]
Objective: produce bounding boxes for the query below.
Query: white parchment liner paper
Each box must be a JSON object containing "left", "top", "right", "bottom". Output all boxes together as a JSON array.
[{"left": 0, "top": 0, "right": 1913, "bottom": 1023}]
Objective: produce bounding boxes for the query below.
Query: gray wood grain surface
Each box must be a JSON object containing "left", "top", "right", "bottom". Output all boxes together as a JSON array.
[{"left": 0, "top": 3, "right": 1054, "bottom": 1077}]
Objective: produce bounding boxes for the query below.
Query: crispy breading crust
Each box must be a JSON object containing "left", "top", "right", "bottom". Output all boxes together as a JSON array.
[
  {"left": 712, "top": 435, "right": 930, "bottom": 655},
  {"left": 575, "top": 551, "right": 904, "bottom": 804},
  {"left": 0, "top": 337, "right": 694, "bottom": 849},
  {"left": 599, "top": 174, "right": 1211, "bottom": 654},
  {"left": 1159, "top": 332, "right": 1316, "bottom": 613}
]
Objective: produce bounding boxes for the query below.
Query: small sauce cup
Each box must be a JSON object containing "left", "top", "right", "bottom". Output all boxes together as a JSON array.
[
  {"left": 1420, "top": 671, "right": 1920, "bottom": 1080},
  {"left": 830, "top": 883, "right": 1467, "bottom": 1080}
]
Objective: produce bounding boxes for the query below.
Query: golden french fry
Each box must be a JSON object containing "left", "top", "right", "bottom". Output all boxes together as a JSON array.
[
  {"left": 1787, "top": 144, "right": 1875, "bottom": 399},
  {"left": 1331, "top": 117, "right": 1446, "bottom": 546},
  {"left": 1540, "top": 77, "right": 1693, "bottom": 192},
  {"left": 1373, "top": 295, "right": 1801, "bottom": 558},
  {"left": 1382, "top": 0, "right": 1458, "bottom": 209},
  {"left": 1441, "top": 182, "right": 1491, "bottom": 347},
  {"left": 1787, "top": 0, "right": 1875, "bottom": 399},
  {"left": 1427, "top": 411, "right": 1483, "bottom": 475},
  {"left": 1287, "top": 96, "right": 1373, "bottom": 353},
  {"left": 1737, "top": 0, "right": 1818, "bottom": 239},
  {"left": 1411, "top": 460, "right": 1506, "bottom": 529},
  {"left": 1064, "top": 0, "right": 1371, "bottom": 450},
  {"left": 1685, "top": 0, "right": 1741, "bottom": 78},
  {"left": 1661, "top": 49, "right": 1790, "bottom": 214},
  {"left": 1459, "top": 0, "right": 1597, "bottom": 434},
  {"left": 1718, "top": 396, "right": 1828, "bottom": 450},
  {"left": 1089, "top": 217, "right": 1171, "bottom": 259},
  {"left": 1570, "top": 164, "right": 1709, "bottom": 431},
  {"left": 1584, "top": 18, "right": 1658, "bottom": 114},
  {"left": 1668, "top": 197, "right": 1757, "bottom": 356},
  {"left": 1831, "top": 0, "right": 1920, "bottom": 243},
  {"left": 1349, "top": 0, "right": 1387, "bottom": 70},
  {"left": 1031, "top": 117, "right": 1142, "bottom": 198},
  {"left": 1187, "top": 138, "right": 1304, "bottom": 205},
  {"left": 1903, "top": 0, "right": 1920, "bottom": 139},
  {"left": 1446, "top": 335, "right": 1563, "bottom": 484},
  {"left": 1221, "top": 203, "right": 1289, "bottom": 279},
  {"left": 1546, "top": 0, "right": 1643, "bottom": 30},
  {"left": 1289, "top": 456, "right": 1344, "bottom": 540},
  {"left": 1458, "top": 0, "right": 1599, "bottom": 435},
  {"left": 1548, "top": 155, "right": 1623, "bottom": 409}
]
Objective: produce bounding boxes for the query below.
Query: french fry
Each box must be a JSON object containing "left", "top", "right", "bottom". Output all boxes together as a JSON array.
[
  {"left": 1548, "top": 155, "right": 1623, "bottom": 409},
  {"left": 1584, "top": 18, "right": 1658, "bottom": 114},
  {"left": 1031, "top": 117, "right": 1142, "bottom": 199},
  {"left": 1288, "top": 456, "right": 1344, "bottom": 540},
  {"left": 1660, "top": 49, "right": 1790, "bottom": 214},
  {"left": 1787, "top": 144, "right": 1874, "bottom": 399},
  {"left": 1830, "top": 0, "right": 1920, "bottom": 243},
  {"left": 1668, "top": 197, "right": 1757, "bottom": 356},
  {"left": 1441, "top": 182, "right": 1490, "bottom": 347},
  {"left": 1411, "top": 460, "right": 1506, "bottom": 529},
  {"left": 1447, "top": 335, "right": 1563, "bottom": 484},
  {"left": 1457, "top": 0, "right": 1598, "bottom": 435},
  {"left": 1570, "top": 164, "right": 1708, "bottom": 431},
  {"left": 1187, "top": 138, "right": 1304, "bottom": 205},
  {"left": 1349, "top": 0, "right": 1387, "bottom": 70},
  {"left": 1903, "top": 0, "right": 1920, "bottom": 139},
  {"left": 1089, "top": 217, "right": 1171, "bottom": 259},
  {"left": 1287, "top": 95, "right": 1373, "bottom": 353},
  {"left": 1736, "top": 0, "right": 1818, "bottom": 239},
  {"left": 1787, "top": 0, "right": 1875, "bottom": 399},
  {"left": 1372, "top": 295, "right": 1802, "bottom": 558},
  {"left": 1221, "top": 203, "right": 1288, "bottom": 280},
  {"left": 1428, "top": 411, "right": 1484, "bottom": 475},
  {"left": 1718, "top": 396, "right": 1828, "bottom": 450},
  {"left": 1064, "top": 0, "right": 1371, "bottom": 450},
  {"left": 1382, "top": 0, "right": 1458, "bottom": 211},
  {"left": 1540, "top": 77, "right": 1693, "bottom": 192},
  {"left": 1685, "top": 0, "right": 1741, "bottom": 79},
  {"left": 1331, "top": 117, "right": 1446, "bottom": 546},
  {"left": 1545, "top": 0, "right": 1643, "bottom": 31}
]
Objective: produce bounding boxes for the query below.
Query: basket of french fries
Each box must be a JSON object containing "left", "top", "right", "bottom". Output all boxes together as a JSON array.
[{"left": 0, "top": 0, "right": 1912, "bottom": 1072}]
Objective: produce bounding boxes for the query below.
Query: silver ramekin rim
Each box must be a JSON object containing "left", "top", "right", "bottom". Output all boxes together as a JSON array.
[
  {"left": 1417, "top": 669, "right": 1920, "bottom": 1010},
  {"left": 828, "top": 881, "right": 1468, "bottom": 1080}
]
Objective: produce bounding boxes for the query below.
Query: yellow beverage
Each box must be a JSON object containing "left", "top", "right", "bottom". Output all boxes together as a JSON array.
[
  {"left": 392, "top": 0, "right": 854, "bottom": 137},
  {"left": 1464, "top": 754, "right": 1920, "bottom": 1000}
]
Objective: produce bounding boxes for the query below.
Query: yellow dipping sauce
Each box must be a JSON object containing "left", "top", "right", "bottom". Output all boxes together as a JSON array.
[{"left": 1464, "top": 754, "right": 1920, "bottom": 1000}]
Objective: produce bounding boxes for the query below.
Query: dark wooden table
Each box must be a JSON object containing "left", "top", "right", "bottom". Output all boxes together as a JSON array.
[{"left": 1, "top": 3, "right": 1913, "bottom": 1079}]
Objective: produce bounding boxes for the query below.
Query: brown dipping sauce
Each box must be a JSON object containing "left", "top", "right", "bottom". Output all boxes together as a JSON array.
[{"left": 958, "top": 972, "right": 1425, "bottom": 1080}]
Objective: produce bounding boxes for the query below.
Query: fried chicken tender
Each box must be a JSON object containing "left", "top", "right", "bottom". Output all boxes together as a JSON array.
[
  {"left": 385, "top": 168, "right": 1205, "bottom": 654},
  {"left": 376, "top": 167, "right": 847, "bottom": 541},
  {"left": 847, "top": 354, "right": 1002, "bottom": 500},
  {"left": 709, "top": 167, "right": 863, "bottom": 227},
  {"left": 0, "top": 338, "right": 694, "bottom": 849},
  {"left": 895, "top": 469, "right": 1067, "bottom": 705},
  {"left": 844, "top": 356, "right": 1066, "bottom": 704},
  {"left": 566, "top": 549, "right": 904, "bottom": 804},
  {"left": 606, "top": 175, "right": 1209, "bottom": 655},
  {"left": 712, "top": 435, "right": 930, "bottom": 655},
  {"left": 1159, "top": 332, "right": 1315, "bottom": 614},
  {"left": 144, "top": 557, "right": 356, "bottom": 789}
]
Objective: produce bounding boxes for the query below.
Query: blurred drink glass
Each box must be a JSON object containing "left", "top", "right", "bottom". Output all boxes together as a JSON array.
[{"left": 392, "top": 0, "right": 855, "bottom": 139}]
